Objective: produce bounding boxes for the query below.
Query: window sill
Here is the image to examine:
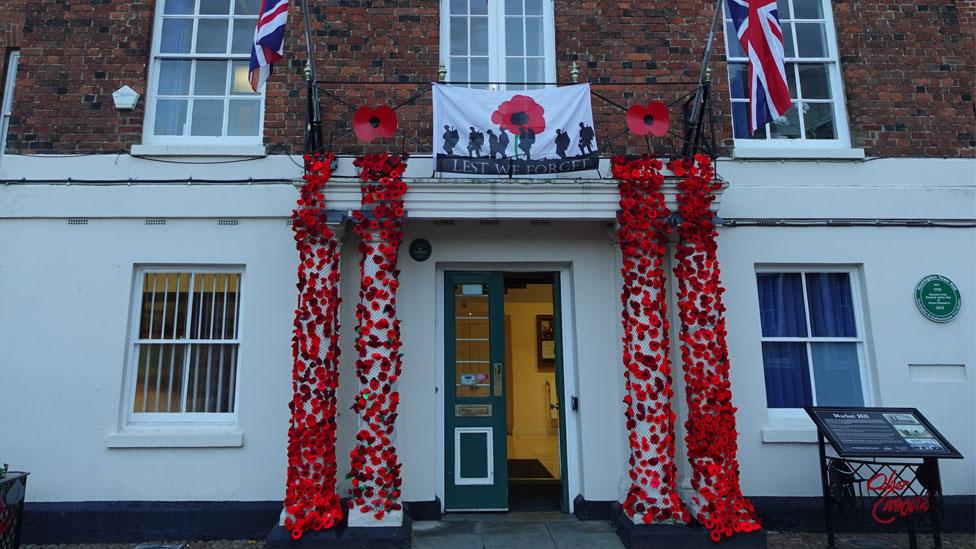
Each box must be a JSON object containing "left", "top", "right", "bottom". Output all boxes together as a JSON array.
[
  {"left": 106, "top": 429, "right": 244, "bottom": 448},
  {"left": 761, "top": 422, "right": 818, "bottom": 444},
  {"left": 731, "top": 147, "right": 866, "bottom": 160},
  {"left": 130, "top": 144, "right": 267, "bottom": 157}
]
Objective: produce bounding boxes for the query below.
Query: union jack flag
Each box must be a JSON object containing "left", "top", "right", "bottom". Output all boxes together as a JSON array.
[
  {"left": 725, "top": 0, "right": 793, "bottom": 134},
  {"left": 249, "top": 0, "right": 289, "bottom": 92}
]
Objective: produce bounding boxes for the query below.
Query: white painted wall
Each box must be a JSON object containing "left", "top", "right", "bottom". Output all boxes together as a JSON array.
[{"left": 0, "top": 156, "right": 972, "bottom": 505}]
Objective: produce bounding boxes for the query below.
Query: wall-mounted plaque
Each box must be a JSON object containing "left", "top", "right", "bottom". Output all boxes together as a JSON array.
[
  {"left": 806, "top": 406, "right": 962, "bottom": 459},
  {"left": 915, "top": 275, "right": 961, "bottom": 322},
  {"left": 409, "top": 238, "right": 432, "bottom": 262},
  {"left": 455, "top": 404, "right": 492, "bottom": 417}
]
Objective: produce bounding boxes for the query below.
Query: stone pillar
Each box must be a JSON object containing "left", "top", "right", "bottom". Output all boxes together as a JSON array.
[
  {"left": 613, "top": 157, "right": 688, "bottom": 525},
  {"left": 672, "top": 156, "right": 760, "bottom": 542},
  {"left": 281, "top": 154, "right": 345, "bottom": 538},
  {"left": 346, "top": 154, "right": 408, "bottom": 527}
]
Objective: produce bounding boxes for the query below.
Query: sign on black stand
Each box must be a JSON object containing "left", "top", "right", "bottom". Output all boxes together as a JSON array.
[{"left": 805, "top": 407, "right": 962, "bottom": 549}]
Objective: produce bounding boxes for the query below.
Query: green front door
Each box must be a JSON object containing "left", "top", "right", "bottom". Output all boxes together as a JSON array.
[{"left": 445, "top": 271, "right": 508, "bottom": 510}]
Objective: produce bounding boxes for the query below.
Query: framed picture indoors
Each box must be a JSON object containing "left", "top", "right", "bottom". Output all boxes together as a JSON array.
[{"left": 537, "top": 315, "right": 556, "bottom": 371}]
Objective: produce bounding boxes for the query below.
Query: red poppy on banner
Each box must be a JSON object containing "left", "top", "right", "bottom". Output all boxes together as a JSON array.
[
  {"left": 626, "top": 102, "right": 670, "bottom": 137},
  {"left": 353, "top": 105, "right": 398, "bottom": 143},
  {"left": 491, "top": 95, "right": 546, "bottom": 135}
]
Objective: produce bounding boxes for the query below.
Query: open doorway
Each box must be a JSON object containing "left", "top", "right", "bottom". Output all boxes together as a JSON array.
[{"left": 503, "top": 272, "right": 562, "bottom": 511}]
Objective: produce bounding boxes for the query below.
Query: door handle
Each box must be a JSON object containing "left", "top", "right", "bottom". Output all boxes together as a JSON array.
[
  {"left": 493, "top": 363, "right": 502, "bottom": 396},
  {"left": 549, "top": 402, "right": 560, "bottom": 410}
]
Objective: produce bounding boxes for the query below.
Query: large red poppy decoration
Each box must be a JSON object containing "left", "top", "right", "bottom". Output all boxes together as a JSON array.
[
  {"left": 491, "top": 95, "right": 546, "bottom": 135},
  {"left": 353, "top": 105, "right": 398, "bottom": 143},
  {"left": 626, "top": 102, "right": 670, "bottom": 137}
]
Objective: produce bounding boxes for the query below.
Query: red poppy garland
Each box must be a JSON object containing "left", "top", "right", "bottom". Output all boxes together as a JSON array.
[
  {"left": 613, "top": 156, "right": 690, "bottom": 526},
  {"left": 671, "top": 154, "right": 761, "bottom": 542},
  {"left": 284, "top": 153, "right": 345, "bottom": 539},
  {"left": 347, "top": 154, "right": 409, "bottom": 521}
]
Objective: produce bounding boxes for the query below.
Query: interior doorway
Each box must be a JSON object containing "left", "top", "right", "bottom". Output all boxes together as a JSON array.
[
  {"left": 443, "top": 270, "right": 568, "bottom": 513},
  {"left": 503, "top": 273, "right": 562, "bottom": 511}
]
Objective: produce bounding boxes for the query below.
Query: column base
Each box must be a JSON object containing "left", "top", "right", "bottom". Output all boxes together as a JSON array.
[
  {"left": 611, "top": 503, "right": 767, "bottom": 549},
  {"left": 266, "top": 512, "right": 411, "bottom": 549}
]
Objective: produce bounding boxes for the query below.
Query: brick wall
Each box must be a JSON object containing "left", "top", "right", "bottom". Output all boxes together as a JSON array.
[{"left": 1, "top": 0, "right": 972, "bottom": 157}]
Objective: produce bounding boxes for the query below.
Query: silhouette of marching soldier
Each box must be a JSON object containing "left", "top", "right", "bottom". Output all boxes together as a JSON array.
[
  {"left": 498, "top": 129, "right": 510, "bottom": 158},
  {"left": 555, "top": 129, "right": 570, "bottom": 159},
  {"left": 467, "top": 126, "right": 485, "bottom": 157},
  {"left": 577, "top": 122, "right": 595, "bottom": 155},
  {"left": 517, "top": 127, "right": 536, "bottom": 160},
  {"left": 442, "top": 125, "right": 459, "bottom": 155},
  {"left": 487, "top": 130, "right": 502, "bottom": 159}
]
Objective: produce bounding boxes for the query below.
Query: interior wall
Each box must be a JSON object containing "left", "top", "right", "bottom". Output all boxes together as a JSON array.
[{"left": 504, "top": 291, "right": 556, "bottom": 437}]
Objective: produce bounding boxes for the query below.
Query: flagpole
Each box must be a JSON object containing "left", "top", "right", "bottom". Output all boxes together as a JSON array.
[
  {"left": 682, "top": 0, "right": 724, "bottom": 157},
  {"left": 300, "top": 0, "right": 323, "bottom": 154}
]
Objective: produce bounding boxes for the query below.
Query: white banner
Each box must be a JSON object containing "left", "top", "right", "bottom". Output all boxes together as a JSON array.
[{"left": 432, "top": 83, "right": 599, "bottom": 175}]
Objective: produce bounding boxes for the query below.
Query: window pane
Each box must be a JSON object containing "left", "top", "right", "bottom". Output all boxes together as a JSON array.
[
  {"left": 525, "top": 58, "right": 544, "bottom": 87},
  {"left": 194, "top": 60, "right": 228, "bottom": 95},
  {"left": 228, "top": 99, "right": 260, "bottom": 136},
  {"left": 230, "top": 60, "right": 258, "bottom": 94},
  {"left": 756, "top": 273, "right": 808, "bottom": 337},
  {"left": 795, "top": 22, "right": 827, "bottom": 57},
  {"left": 770, "top": 106, "right": 801, "bottom": 139},
  {"left": 506, "top": 58, "right": 525, "bottom": 87},
  {"left": 450, "top": 0, "right": 467, "bottom": 13},
  {"left": 154, "top": 99, "right": 188, "bottom": 135},
  {"left": 762, "top": 342, "right": 812, "bottom": 408},
  {"left": 811, "top": 343, "right": 863, "bottom": 406},
  {"left": 782, "top": 24, "right": 795, "bottom": 58},
  {"left": 470, "top": 17, "right": 488, "bottom": 56},
  {"left": 793, "top": 0, "right": 823, "bottom": 19},
  {"left": 731, "top": 102, "right": 750, "bottom": 138},
  {"left": 450, "top": 17, "right": 467, "bottom": 55},
  {"left": 160, "top": 18, "right": 193, "bottom": 53},
  {"left": 191, "top": 99, "right": 224, "bottom": 136},
  {"left": 525, "top": 17, "right": 544, "bottom": 56},
  {"left": 725, "top": 23, "right": 745, "bottom": 58},
  {"left": 803, "top": 102, "right": 835, "bottom": 139},
  {"left": 506, "top": 17, "right": 523, "bottom": 56},
  {"left": 776, "top": 0, "right": 791, "bottom": 18},
  {"left": 158, "top": 60, "right": 192, "bottom": 95},
  {"left": 164, "top": 0, "right": 194, "bottom": 14},
  {"left": 728, "top": 63, "right": 748, "bottom": 99},
  {"left": 134, "top": 344, "right": 186, "bottom": 413},
  {"left": 786, "top": 63, "right": 798, "bottom": 98},
  {"left": 469, "top": 0, "right": 488, "bottom": 15},
  {"left": 450, "top": 57, "right": 468, "bottom": 84},
  {"left": 201, "top": 0, "right": 230, "bottom": 14},
  {"left": 470, "top": 57, "right": 489, "bottom": 88},
  {"left": 186, "top": 343, "right": 237, "bottom": 412},
  {"left": 805, "top": 273, "right": 855, "bottom": 337},
  {"left": 798, "top": 64, "right": 831, "bottom": 99},
  {"left": 197, "top": 19, "right": 230, "bottom": 53},
  {"left": 505, "top": 0, "right": 522, "bottom": 15},
  {"left": 234, "top": 0, "right": 259, "bottom": 15},
  {"left": 525, "top": 0, "right": 542, "bottom": 15},
  {"left": 231, "top": 19, "right": 255, "bottom": 54}
]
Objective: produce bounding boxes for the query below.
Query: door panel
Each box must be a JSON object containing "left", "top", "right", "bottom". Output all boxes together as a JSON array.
[{"left": 445, "top": 271, "right": 508, "bottom": 510}]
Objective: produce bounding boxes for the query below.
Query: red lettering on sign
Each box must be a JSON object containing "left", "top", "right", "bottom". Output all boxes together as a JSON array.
[{"left": 867, "top": 471, "right": 930, "bottom": 525}]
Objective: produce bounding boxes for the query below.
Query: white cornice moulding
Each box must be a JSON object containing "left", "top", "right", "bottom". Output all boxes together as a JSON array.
[
  {"left": 106, "top": 429, "right": 244, "bottom": 448},
  {"left": 732, "top": 147, "right": 866, "bottom": 160},
  {"left": 130, "top": 144, "right": 268, "bottom": 157}
]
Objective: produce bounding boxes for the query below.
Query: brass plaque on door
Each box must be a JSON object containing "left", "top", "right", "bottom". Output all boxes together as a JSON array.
[{"left": 455, "top": 404, "right": 492, "bottom": 417}]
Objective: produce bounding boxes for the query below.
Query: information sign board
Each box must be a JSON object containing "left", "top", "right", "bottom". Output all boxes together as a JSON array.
[{"left": 805, "top": 407, "right": 962, "bottom": 459}]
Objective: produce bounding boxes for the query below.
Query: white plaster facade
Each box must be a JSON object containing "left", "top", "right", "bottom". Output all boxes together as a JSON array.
[{"left": 0, "top": 154, "right": 973, "bottom": 509}]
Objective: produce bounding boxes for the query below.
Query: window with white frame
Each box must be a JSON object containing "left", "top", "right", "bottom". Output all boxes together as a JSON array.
[
  {"left": 724, "top": 0, "right": 849, "bottom": 144},
  {"left": 145, "top": 0, "right": 263, "bottom": 142},
  {"left": 756, "top": 269, "right": 869, "bottom": 409},
  {"left": 1, "top": 49, "right": 20, "bottom": 157},
  {"left": 127, "top": 269, "right": 243, "bottom": 424},
  {"left": 442, "top": 0, "right": 556, "bottom": 90}
]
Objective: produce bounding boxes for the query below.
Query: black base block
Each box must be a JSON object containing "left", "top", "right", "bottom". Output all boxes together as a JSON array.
[
  {"left": 611, "top": 503, "right": 767, "bottom": 549},
  {"left": 267, "top": 514, "right": 412, "bottom": 549}
]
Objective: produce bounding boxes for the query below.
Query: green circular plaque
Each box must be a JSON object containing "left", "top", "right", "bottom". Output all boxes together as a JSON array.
[
  {"left": 408, "top": 238, "right": 432, "bottom": 262},
  {"left": 915, "top": 275, "right": 961, "bottom": 323}
]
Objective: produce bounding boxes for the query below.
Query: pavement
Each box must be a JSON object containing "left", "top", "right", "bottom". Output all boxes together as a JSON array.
[{"left": 20, "top": 513, "right": 976, "bottom": 549}]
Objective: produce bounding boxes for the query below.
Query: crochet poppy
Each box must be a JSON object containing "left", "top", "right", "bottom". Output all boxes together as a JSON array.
[
  {"left": 353, "top": 106, "right": 398, "bottom": 143},
  {"left": 626, "top": 102, "right": 670, "bottom": 137},
  {"left": 491, "top": 95, "right": 546, "bottom": 135}
]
